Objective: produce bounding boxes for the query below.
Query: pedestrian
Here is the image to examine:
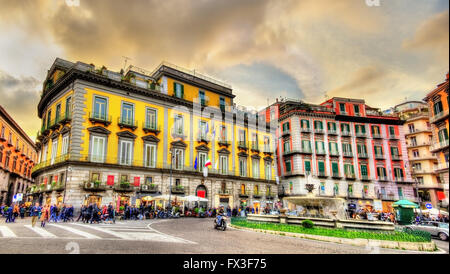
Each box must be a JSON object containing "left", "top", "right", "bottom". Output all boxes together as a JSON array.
[
  {"left": 30, "top": 203, "right": 41, "bottom": 227},
  {"left": 5, "top": 205, "right": 13, "bottom": 223},
  {"left": 40, "top": 205, "right": 50, "bottom": 227}
]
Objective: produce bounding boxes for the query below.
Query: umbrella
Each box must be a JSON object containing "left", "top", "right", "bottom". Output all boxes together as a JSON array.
[
  {"left": 183, "top": 195, "right": 208, "bottom": 202},
  {"left": 393, "top": 199, "right": 419, "bottom": 208}
]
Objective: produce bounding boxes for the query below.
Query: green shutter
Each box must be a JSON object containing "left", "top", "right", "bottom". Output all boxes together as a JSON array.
[
  {"left": 355, "top": 125, "right": 359, "bottom": 133},
  {"left": 332, "top": 162, "right": 338, "bottom": 173},
  {"left": 173, "top": 82, "right": 177, "bottom": 95},
  {"left": 305, "top": 161, "right": 311, "bottom": 172},
  {"left": 318, "top": 161, "right": 325, "bottom": 172},
  {"left": 181, "top": 84, "right": 184, "bottom": 98},
  {"left": 361, "top": 165, "right": 367, "bottom": 176}
]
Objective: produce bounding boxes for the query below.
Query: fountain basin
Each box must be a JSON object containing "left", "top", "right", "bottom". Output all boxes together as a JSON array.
[{"left": 284, "top": 195, "right": 347, "bottom": 220}]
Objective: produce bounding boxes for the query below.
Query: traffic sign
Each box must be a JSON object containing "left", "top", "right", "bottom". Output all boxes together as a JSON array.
[{"left": 425, "top": 203, "right": 432, "bottom": 209}]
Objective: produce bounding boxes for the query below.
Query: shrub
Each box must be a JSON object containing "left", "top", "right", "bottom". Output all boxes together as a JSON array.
[{"left": 302, "top": 220, "right": 315, "bottom": 229}]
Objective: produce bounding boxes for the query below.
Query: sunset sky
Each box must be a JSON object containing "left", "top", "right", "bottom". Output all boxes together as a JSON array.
[{"left": 0, "top": 0, "right": 448, "bottom": 140}]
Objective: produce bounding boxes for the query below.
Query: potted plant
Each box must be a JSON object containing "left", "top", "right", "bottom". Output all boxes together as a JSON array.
[
  {"left": 93, "top": 180, "right": 101, "bottom": 188},
  {"left": 120, "top": 181, "right": 130, "bottom": 188}
]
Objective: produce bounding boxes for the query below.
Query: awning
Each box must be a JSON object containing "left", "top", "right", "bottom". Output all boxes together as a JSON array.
[{"left": 393, "top": 199, "right": 419, "bottom": 208}]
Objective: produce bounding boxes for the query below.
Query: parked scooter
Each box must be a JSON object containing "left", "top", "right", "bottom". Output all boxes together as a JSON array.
[{"left": 214, "top": 214, "right": 227, "bottom": 231}]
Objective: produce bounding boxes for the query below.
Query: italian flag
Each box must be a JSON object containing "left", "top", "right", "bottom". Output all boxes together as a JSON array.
[{"left": 205, "top": 158, "right": 212, "bottom": 168}]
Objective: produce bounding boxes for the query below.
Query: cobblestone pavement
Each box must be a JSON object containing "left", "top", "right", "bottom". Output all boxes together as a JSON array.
[{"left": 0, "top": 217, "right": 447, "bottom": 254}]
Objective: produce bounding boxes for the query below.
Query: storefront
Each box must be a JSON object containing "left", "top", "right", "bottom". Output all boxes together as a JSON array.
[
  {"left": 252, "top": 201, "right": 261, "bottom": 213},
  {"left": 84, "top": 194, "right": 102, "bottom": 207},
  {"left": 116, "top": 195, "right": 130, "bottom": 212}
]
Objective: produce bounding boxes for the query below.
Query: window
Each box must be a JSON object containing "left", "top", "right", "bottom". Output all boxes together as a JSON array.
[
  {"left": 50, "top": 140, "right": 58, "bottom": 165},
  {"left": 65, "top": 97, "right": 71, "bottom": 117},
  {"left": 357, "top": 143, "right": 367, "bottom": 155},
  {"left": 91, "top": 136, "right": 105, "bottom": 163},
  {"left": 391, "top": 146, "right": 399, "bottom": 157},
  {"left": 354, "top": 105, "right": 360, "bottom": 115},
  {"left": 410, "top": 136, "right": 417, "bottom": 146},
  {"left": 61, "top": 135, "right": 69, "bottom": 155},
  {"left": 91, "top": 172, "right": 100, "bottom": 182},
  {"left": 120, "top": 174, "right": 129, "bottom": 183},
  {"left": 314, "top": 120, "right": 323, "bottom": 130},
  {"left": 252, "top": 158, "right": 260, "bottom": 179},
  {"left": 93, "top": 97, "right": 107, "bottom": 119},
  {"left": 389, "top": 126, "right": 395, "bottom": 136},
  {"left": 394, "top": 168, "right": 404, "bottom": 180},
  {"left": 283, "top": 140, "right": 291, "bottom": 153},
  {"left": 42, "top": 144, "right": 48, "bottom": 162},
  {"left": 331, "top": 162, "right": 339, "bottom": 176},
  {"left": 302, "top": 140, "right": 311, "bottom": 151},
  {"left": 344, "top": 164, "right": 355, "bottom": 177},
  {"left": 377, "top": 167, "right": 386, "bottom": 178},
  {"left": 433, "top": 101, "right": 443, "bottom": 115},
  {"left": 145, "top": 177, "right": 153, "bottom": 185},
  {"left": 199, "top": 120, "right": 208, "bottom": 139},
  {"left": 371, "top": 125, "right": 380, "bottom": 135},
  {"left": 360, "top": 165, "right": 368, "bottom": 177},
  {"left": 1, "top": 126, "right": 4, "bottom": 139},
  {"left": 318, "top": 161, "right": 325, "bottom": 175},
  {"left": 355, "top": 124, "right": 366, "bottom": 134},
  {"left": 398, "top": 187, "right": 404, "bottom": 199},
  {"left": 265, "top": 161, "right": 271, "bottom": 180},
  {"left": 348, "top": 184, "right": 353, "bottom": 195},
  {"left": 282, "top": 122, "right": 290, "bottom": 133},
  {"left": 219, "top": 155, "right": 228, "bottom": 175},
  {"left": 144, "top": 144, "right": 156, "bottom": 168},
  {"left": 174, "top": 82, "right": 184, "bottom": 98},
  {"left": 339, "top": 103, "right": 346, "bottom": 113},
  {"left": 219, "top": 125, "right": 227, "bottom": 142},
  {"left": 239, "top": 130, "right": 246, "bottom": 143},
  {"left": 198, "top": 152, "right": 207, "bottom": 172},
  {"left": 239, "top": 158, "right": 247, "bottom": 176},
  {"left": 55, "top": 104, "right": 61, "bottom": 122},
  {"left": 341, "top": 123, "right": 350, "bottom": 134},
  {"left": 408, "top": 124, "right": 415, "bottom": 133},
  {"left": 412, "top": 149, "right": 419, "bottom": 158},
  {"left": 374, "top": 145, "right": 383, "bottom": 156},
  {"left": 264, "top": 136, "right": 270, "bottom": 152},
  {"left": 329, "top": 142, "right": 339, "bottom": 155},
  {"left": 301, "top": 119, "right": 310, "bottom": 129},
  {"left": 145, "top": 108, "right": 157, "bottom": 129},
  {"left": 342, "top": 143, "right": 352, "bottom": 153},
  {"left": 119, "top": 140, "right": 132, "bottom": 165},
  {"left": 220, "top": 97, "right": 226, "bottom": 112},
  {"left": 241, "top": 184, "right": 246, "bottom": 195},
  {"left": 47, "top": 110, "right": 51, "bottom": 128},
  {"left": 199, "top": 90, "right": 206, "bottom": 106},
  {"left": 438, "top": 128, "right": 449, "bottom": 143},
  {"left": 174, "top": 148, "right": 184, "bottom": 170},
  {"left": 304, "top": 160, "right": 311, "bottom": 174},
  {"left": 334, "top": 183, "right": 339, "bottom": 195},
  {"left": 174, "top": 115, "right": 184, "bottom": 135},
  {"left": 285, "top": 159, "right": 291, "bottom": 173},
  {"left": 327, "top": 122, "right": 336, "bottom": 131},
  {"left": 315, "top": 141, "right": 325, "bottom": 154},
  {"left": 121, "top": 102, "right": 134, "bottom": 125}
]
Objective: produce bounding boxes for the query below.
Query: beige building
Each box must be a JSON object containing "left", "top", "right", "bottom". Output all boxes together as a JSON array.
[{"left": 393, "top": 101, "right": 442, "bottom": 208}]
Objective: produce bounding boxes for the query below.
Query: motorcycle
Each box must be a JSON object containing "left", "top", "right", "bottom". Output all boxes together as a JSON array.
[{"left": 214, "top": 214, "right": 227, "bottom": 231}]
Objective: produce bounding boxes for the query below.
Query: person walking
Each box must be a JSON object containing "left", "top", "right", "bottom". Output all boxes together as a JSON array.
[
  {"left": 20, "top": 205, "right": 26, "bottom": 219},
  {"left": 76, "top": 205, "right": 85, "bottom": 222},
  {"left": 30, "top": 203, "right": 41, "bottom": 227},
  {"left": 107, "top": 203, "right": 115, "bottom": 224},
  {"left": 5, "top": 205, "right": 13, "bottom": 223},
  {"left": 40, "top": 205, "right": 50, "bottom": 227}
]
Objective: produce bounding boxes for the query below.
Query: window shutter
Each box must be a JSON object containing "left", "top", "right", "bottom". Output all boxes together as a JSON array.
[
  {"left": 355, "top": 125, "right": 359, "bottom": 133},
  {"left": 181, "top": 84, "right": 184, "bottom": 98},
  {"left": 305, "top": 161, "right": 311, "bottom": 172},
  {"left": 332, "top": 162, "right": 338, "bottom": 173},
  {"left": 318, "top": 161, "right": 325, "bottom": 172},
  {"left": 173, "top": 82, "right": 177, "bottom": 96}
]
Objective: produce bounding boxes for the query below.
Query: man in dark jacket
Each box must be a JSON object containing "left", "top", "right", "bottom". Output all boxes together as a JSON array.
[{"left": 30, "top": 203, "right": 41, "bottom": 227}]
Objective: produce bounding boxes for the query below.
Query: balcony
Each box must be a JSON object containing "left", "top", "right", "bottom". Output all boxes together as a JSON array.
[
  {"left": 89, "top": 112, "right": 112, "bottom": 126},
  {"left": 58, "top": 112, "right": 72, "bottom": 125},
  {"left": 378, "top": 176, "right": 389, "bottom": 182},
  {"left": 118, "top": 117, "right": 137, "bottom": 131},
  {"left": 283, "top": 169, "right": 304, "bottom": 178},
  {"left": 300, "top": 147, "right": 312, "bottom": 154},
  {"left": 394, "top": 178, "right": 413, "bottom": 184},
  {"left": 114, "top": 182, "right": 135, "bottom": 192},
  {"left": 342, "top": 151, "right": 353, "bottom": 157},
  {"left": 314, "top": 128, "right": 325, "bottom": 134},
  {"left": 391, "top": 154, "right": 402, "bottom": 161},
  {"left": 42, "top": 183, "right": 53, "bottom": 193},
  {"left": 430, "top": 139, "right": 449, "bottom": 152},
  {"left": 300, "top": 127, "right": 312, "bottom": 133},
  {"left": 360, "top": 175, "right": 371, "bottom": 181},
  {"left": 435, "top": 162, "right": 449, "bottom": 172},
  {"left": 237, "top": 141, "right": 249, "bottom": 150},
  {"left": 263, "top": 147, "right": 273, "bottom": 155},
  {"left": 171, "top": 186, "right": 186, "bottom": 194},
  {"left": 331, "top": 172, "right": 342, "bottom": 179},
  {"left": 430, "top": 109, "right": 449, "bottom": 124},
  {"left": 379, "top": 194, "right": 397, "bottom": 201},
  {"left": 341, "top": 130, "right": 351, "bottom": 136},
  {"left": 358, "top": 153, "right": 369, "bottom": 159},
  {"left": 52, "top": 182, "right": 65, "bottom": 191},
  {"left": 250, "top": 143, "right": 260, "bottom": 153},
  {"left": 355, "top": 132, "right": 367, "bottom": 138},
  {"left": 389, "top": 134, "right": 398, "bottom": 140},
  {"left": 327, "top": 129, "right": 338, "bottom": 135},
  {"left": 48, "top": 117, "right": 60, "bottom": 131},
  {"left": 217, "top": 138, "right": 231, "bottom": 147},
  {"left": 218, "top": 189, "right": 231, "bottom": 195},
  {"left": 345, "top": 173, "right": 356, "bottom": 180},
  {"left": 266, "top": 192, "right": 276, "bottom": 199},
  {"left": 140, "top": 184, "right": 158, "bottom": 193},
  {"left": 315, "top": 149, "right": 326, "bottom": 156},
  {"left": 374, "top": 154, "right": 384, "bottom": 160},
  {"left": 372, "top": 133, "right": 383, "bottom": 139},
  {"left": 282, "top": 130, "right": 290, "bottom": 137},
  {"left": 407, "top": 142, "right": 431, "bottom": 148},
  {"left": 197, "top": 132, "right": 210, "bottom": 143},
  {"left": 142, "top": 122, "right": 161, "bottom": 134},
  {"left": 238, "top": 190, "right": 251, "bottom": 198},
  {"left": 329, "top": 150, "right": 340, "bottom": 157},
  {"left": 317, "top": 171, "right": 327, "bottom": 178},
  {"left": 252, "top": 192, "right": 262, "bottom": 198},
  {"left": 83, "top": 181, "right": 107, "bottom": 192}
]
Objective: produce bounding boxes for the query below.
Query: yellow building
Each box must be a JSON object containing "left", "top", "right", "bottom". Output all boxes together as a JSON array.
[
  {"left": 31, "top": 59, "right": 278, "bottom": 212},
  {"left": 423, "top": 73, "right": 449, "bottom": 209},
  {"left": 393, "top": 101, "right": 441, "bottom": 208}
]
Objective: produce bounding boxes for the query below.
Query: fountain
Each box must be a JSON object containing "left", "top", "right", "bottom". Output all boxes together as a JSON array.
[{"left": 284, "top": 183, "right": 347, "bottom": 220}]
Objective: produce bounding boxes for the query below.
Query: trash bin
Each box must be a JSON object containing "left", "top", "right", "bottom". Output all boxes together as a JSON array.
[{"left": 392, "top": 199, "right": 419, "bottom": 225}]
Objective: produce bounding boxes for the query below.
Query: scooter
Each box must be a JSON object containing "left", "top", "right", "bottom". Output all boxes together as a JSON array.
[{"left": 214, "top": 214, "right": 227, "bottom": 231}]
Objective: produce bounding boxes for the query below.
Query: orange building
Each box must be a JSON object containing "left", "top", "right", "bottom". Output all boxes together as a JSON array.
[
  {"left": 423, "top": 73, "right": 449, "bottom": 209},
  {"left": 0, "top": 105, "right": 37, "bottom": 205}
]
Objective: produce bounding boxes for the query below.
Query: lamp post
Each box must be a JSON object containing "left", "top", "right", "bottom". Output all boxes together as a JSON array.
[
  {"left": 168, "top": 148, "right": 174, "bottom": 211},
  {"left": 412, "top": 166, "right": 423, "bottom": 217}
]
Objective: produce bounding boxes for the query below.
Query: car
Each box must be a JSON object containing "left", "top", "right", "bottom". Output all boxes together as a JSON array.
[{"left": 405, "top": 221, "right": 449, "bottom": 241}]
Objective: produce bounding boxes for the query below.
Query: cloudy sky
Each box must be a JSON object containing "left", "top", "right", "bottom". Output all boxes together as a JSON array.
[{"left": 0, "top": 0, "right": 448, "bottom": 140}]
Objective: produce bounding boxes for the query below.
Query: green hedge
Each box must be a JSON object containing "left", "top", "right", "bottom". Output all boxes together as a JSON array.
[{"left": 231, "top": 218, "right": 431, "bottom": 243}]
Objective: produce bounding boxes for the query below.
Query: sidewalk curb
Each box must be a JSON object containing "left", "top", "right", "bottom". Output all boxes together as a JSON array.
[{"left": 229, "top": 224, "right": 438, "bottom": 252}]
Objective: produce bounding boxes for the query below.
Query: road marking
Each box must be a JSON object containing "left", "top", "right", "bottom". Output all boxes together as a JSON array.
[
  {"left": 48, "top": 224, "right": 101, "bottom": 239},
  {"left": 24, "top": 225, "right": 57, "bottom": 238},
  {"left": 70, "top": 223, "right": 133, "bottom": 240},
  {"left": 147, "top": 221, "right": 197, "bottom": 244},
  {"left": 0, "top": 226, "right": 17, "bottom": 238}
]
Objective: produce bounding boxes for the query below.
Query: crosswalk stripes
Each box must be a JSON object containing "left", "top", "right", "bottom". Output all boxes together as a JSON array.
[
  {"left": 24, "top": 225, "right": 57, "bottom": 238},
  {"left": 0, "top": 226, "right": 17, "bottom": 238},
  {"left": 70, "top": 223, "right": 133, "bottom": 240},
  {"left": 47, "top": 224, "right": 101, "bottom": 239}
]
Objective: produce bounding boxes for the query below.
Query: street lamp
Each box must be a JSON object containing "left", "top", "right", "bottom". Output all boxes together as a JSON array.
[{"left": 412, "top": 166, "right": 423, "bottom": 217}]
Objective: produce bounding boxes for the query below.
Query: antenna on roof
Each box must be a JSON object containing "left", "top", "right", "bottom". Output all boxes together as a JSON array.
[{"left": 122, "top": 56, "right": 132, "bottom": 71}]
